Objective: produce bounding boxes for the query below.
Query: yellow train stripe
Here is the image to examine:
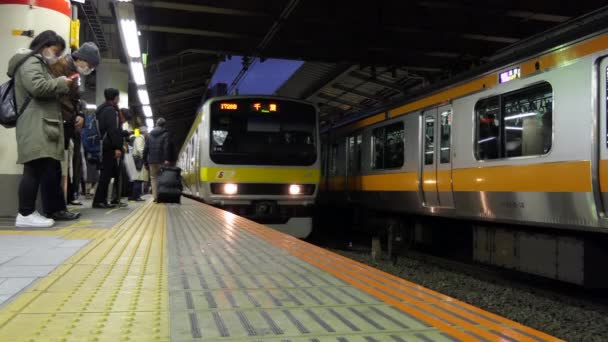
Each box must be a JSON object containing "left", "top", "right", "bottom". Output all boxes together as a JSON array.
[
  {"left": 200, "top": 167, "right": 320, "bottom": 183},
  {"left": 322, "top": 160, "right": 592, "bottom": 193},
  {"left": 436, "top": 169, "right": 452, "bottom": 192},
  {"left": 362, "top": 172, "right": 418, "bottom": 191},
  {"left": 600, "top": 160, "right": 608, "bottom": 192},
  {"left": 453, "top": 160, "right": 591, "bottom": 192},
  {"left": 391, "top": 74, "right": 496, "bottom": 118},
  {"left": 325, "top": 176, "right": 345, "bottom": 191},
  {"left": 348, "top": 112, "right": 386, "bottom": 131}
]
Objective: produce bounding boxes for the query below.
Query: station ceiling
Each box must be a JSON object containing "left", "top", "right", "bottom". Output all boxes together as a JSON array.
[{"left": 123, "top": 0, "right": 608, "bottom": 144}]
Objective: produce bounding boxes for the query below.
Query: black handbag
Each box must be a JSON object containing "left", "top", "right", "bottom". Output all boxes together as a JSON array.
[
  {"left": 133, "top": 155, "right": 144, "bottom": 171},
  {"left": 0, "top": 56, "right": 36, "bottom": 128}
]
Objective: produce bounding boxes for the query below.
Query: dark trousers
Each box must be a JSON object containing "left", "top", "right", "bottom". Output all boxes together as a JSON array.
[
  {"left": 68, "top": 136, "right": 82, "bottom": 202},
  {"left": 41, "top": 159, "right": 68, "bottom": 214},
  {"left": 111, "top": 158, "right": 127, "bottom": 203},
  {"left": 19, "top": 158, "right": 66, "bottom": 216},
  {"left": 131, "top": 180, "right": 143, "bottom": 200},
  {"left": 93, "top": 150, "right": 119, "bottom": 205}
]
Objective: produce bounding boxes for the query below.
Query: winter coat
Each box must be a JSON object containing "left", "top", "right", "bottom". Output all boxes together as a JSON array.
[
  {"left": 95, "top": 102, "right": 123, "bottom": 152},
  {"left": 131, "top": 134, "right": 148, "bottom": 181},
  {"left": 7, "top": 49, "right": 70, "bottom": 164},
  {"left": 48, "top": 54, "right": 83, "bottom": 149},
  {"left": 143, "top": 127, "right": 175, "bottom": 165}
]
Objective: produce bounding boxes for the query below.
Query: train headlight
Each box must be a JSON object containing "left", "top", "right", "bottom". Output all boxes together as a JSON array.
[
  {"left": 289, "top": 184, "right": 301, "bottom": 195},
  {"left": 223, "top": 183, "right": 238, "bottom": 195}
]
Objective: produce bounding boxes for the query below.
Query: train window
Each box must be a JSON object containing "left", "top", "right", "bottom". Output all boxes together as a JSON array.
[
  {"left": 475, "top": 96, "right": 501, "bottom": 160},
  {"left": 424, "top": 115, "right": 435, "bottom": 165},
  {"left": 440, "top": 110, "right": 452, "bottom": 163},
  {"left": 348, "top": 134, "right": 363, "bottom": 173},
  {"left": 372, "top": 122, "right": 404, "bottom": 170},
  {"left": 320, "top": 143, "right": 327, "bottom": 176},
  {"left": 475, "top": 82, "right": 553, "bottom": 160},
  {"left": 329, "top": 144, "right": 338, "bottom": 176}
]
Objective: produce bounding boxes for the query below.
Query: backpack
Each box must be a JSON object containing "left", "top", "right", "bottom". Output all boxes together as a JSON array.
[
  {"left": 81, "top": 113, "right": 102, "bottom": 163},
  {"left": 0, "top": 56, "right": 35, "bottom": 128}
]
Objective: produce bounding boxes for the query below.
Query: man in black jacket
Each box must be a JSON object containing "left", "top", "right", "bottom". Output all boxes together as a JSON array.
[
  {"left": 92, "top": 88, "right": 124, "bottom": 208},
  {"left": 143, "top": 118, "right": 175, "bottom": 202}
]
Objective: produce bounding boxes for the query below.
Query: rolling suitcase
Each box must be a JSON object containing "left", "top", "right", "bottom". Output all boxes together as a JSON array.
[{"left": 157, "top": 166, "right": 183, "bottom": 204}]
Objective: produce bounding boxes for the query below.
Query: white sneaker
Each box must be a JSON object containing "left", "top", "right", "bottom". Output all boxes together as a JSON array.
[
  {"left": 31, "top": 211, "right": 51, "bottom": 221},
  {"left": 15, "top": 212, "right": 54, "bottom": 228}
]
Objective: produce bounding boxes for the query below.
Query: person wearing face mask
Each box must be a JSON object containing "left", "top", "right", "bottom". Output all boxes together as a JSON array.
[
  {"left": 6, "top": 30, "right": 74, "bottom": 228},
  {"left": 47, "top": 42, "right": 100, "bottom": 215}
]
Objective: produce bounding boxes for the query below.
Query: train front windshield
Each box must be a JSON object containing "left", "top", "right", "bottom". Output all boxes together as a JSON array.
[{"left": 210, "top": 99, "right": 317, "bottom": 166}]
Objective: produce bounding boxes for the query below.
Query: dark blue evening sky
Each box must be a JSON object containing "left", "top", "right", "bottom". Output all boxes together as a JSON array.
[{"left": 210, "top": 56, "right": 303, "bottom": 95}]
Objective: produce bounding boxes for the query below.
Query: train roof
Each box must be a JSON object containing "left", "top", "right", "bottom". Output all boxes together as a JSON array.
[{"left": 321, "top": 6, "right": 608, "bottom": 133}]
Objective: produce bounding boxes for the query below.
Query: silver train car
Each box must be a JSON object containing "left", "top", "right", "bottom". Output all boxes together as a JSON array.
[
  {"left": 178, "top": 96, "right": 320, "bottom": 238},
  {"left": 318, "top": 28, "right": 608, "bottom": 286}
]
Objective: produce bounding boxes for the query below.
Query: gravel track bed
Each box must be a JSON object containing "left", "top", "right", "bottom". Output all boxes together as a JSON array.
[{"left": 328, "top": 247, "right": 608, "bottom": 342}]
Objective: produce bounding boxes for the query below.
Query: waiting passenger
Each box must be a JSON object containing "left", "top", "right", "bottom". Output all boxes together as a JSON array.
[
  {"left": 129, "top": 126, "right": 148, "bottom": 202},
  {"left": 8, "top": 30, "right": 74, "bottom": 227},
  {"left": 143, "top": 118, "right": 176, "bottom": 202},
  {"left": 92, "top": 88, "right": 124, "bottom": 209},
  {"left": 43, "top": 42, "right": 100, "bottom": 217}
]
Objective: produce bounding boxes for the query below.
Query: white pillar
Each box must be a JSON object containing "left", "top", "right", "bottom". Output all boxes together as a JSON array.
[
  {"left": 0, "top": 0, "right": 71, "bottom": 216},
  {"left": 95, "top": 59, "right": 129, "bottom": 109}
]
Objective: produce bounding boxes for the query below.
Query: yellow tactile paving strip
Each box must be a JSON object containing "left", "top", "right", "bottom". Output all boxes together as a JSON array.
[{"left": 0, "top": 203, "right": 169, "bottom": 342}]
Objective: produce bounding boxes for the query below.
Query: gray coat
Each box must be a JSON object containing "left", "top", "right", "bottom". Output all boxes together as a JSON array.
[{"left": 7, "top": 49, "right": 69, "bottom": 164}]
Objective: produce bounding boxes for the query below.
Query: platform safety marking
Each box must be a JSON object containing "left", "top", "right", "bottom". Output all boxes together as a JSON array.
[
  {"left": 167, "top": 200, "right": 566, "bottom": 342},
  {"left": 0, "top": 203, "right": 169, "bottom": 341},
  {"left": 167, "top": 204, "right": 462, "bottom": 341}
]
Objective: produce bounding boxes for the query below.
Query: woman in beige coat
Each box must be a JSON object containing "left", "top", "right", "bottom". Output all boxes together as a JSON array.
[{"left": 129, "top": 126, "right": 149, "bottom": 201}]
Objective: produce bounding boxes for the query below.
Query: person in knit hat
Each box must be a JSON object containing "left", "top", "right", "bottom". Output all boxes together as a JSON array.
[
  {"left": 71, "top": 42, "right": 101, "bottom": 73},
  {"left": 43, "top": 42, "right": 101, "bottom": 219}
]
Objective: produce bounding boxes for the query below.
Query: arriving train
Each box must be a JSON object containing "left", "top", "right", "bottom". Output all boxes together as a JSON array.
[
  {"left": 178, "top": 95, "right": 320, "bottom": 238},
  {"left": 318, "top": 23, "right": 608, "bottom": 286}
]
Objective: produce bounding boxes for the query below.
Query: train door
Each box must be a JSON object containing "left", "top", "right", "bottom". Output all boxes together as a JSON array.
[
  {"left": 437, "top": 106, "right": 454, "bottom": 208},
  {"left": 598, "top": 58, "right": 608, "bottom": 217},
  {"left": 420, "top": 106, "right": 454, "bottom": 208},
  {"left": 421, "top": 108, "right": 439, "bottom": 206}
]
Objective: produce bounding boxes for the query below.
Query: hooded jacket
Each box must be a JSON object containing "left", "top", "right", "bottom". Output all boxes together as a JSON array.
[
  {"left": 7, "top": 48, "right": 70, "bottom": 164},
  {"left": 143, "top": 127, "right": 175, "bottom": 164},
  {"left": 48, "top": 54, "right": 83, "bottom": 148}
]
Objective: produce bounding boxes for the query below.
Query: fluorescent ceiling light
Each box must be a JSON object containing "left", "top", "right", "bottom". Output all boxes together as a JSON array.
[
  {"left": 85, "top": 104, "right": 97, "bottom": 110},
  {"left": 143, "top": 105, "right": 153, "bottom": 118},
  {"left": 120, "top": 19, "right": 141, "bottom": 58},
  {"left": 478, "top": 136, "right": 497, "bottom": 143},
  {"left": 138, "top": 89, "right": 150, "bottom": 105},
  {"left": 504, "top": 112, "right": 536, "bottom": 121},
  {"left": 130, "top": 61, "right": 146, "bottom": 85},
  {"left": 146, "top": 118, "right": 154, "bottom": 128}
]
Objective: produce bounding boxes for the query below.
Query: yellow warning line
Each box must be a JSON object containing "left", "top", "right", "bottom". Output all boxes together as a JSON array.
[{"left": 0, "top": 203, "right": 169, "bottom": 342}]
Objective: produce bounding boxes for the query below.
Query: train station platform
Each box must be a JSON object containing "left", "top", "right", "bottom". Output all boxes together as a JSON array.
[{"left": 0, "top": 198, "right": 562, "bottom": 342}]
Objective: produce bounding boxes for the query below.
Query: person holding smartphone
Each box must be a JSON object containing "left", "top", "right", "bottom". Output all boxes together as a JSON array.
[
  {"left": 7, "top": 31, "right": 74, "bottom": 227},
  {"left": 45, "top": 42, "right": 100, "bottom": 219}
]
